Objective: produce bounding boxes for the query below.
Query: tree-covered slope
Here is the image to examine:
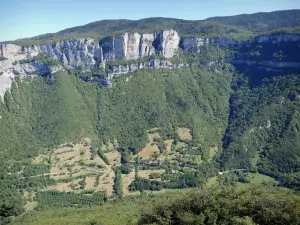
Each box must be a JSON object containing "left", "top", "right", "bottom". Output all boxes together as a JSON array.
[
  {"left": 0, "top": 75, "right": 98, "bottom": 160},
  {"left": 206, "top": 9, "right": 300, "bottom": 33},
  {"left": 220, "top": 71, "right": 300, "bottom": 190},
  {"left": 0, "top": 64, "right": 232, "bottom": 160}
]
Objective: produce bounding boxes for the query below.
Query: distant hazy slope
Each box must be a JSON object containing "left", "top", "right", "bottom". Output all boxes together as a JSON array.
[{"left": 206, "top": 9, "right": 300, "bottom": 33}]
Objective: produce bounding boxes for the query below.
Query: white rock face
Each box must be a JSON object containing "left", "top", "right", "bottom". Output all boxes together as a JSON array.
[
  {"left": 0, "top": 43, "right": 64, "bottom": 98},
  {"left": 0, "top": 44, "right": 39, "bottom": 61},
  {"left": 107, "top": 59, "right": 185, "bottom": 79},
  {"left": 0, "top": 45, "right": 37, "bottom": 98},
  {"left": 155, "top": 30, "right": 180, "bottom": 58},
  {"left": 13, "top": 62, "right": 50, "bottom": 75},
  {"left": 113, "top": 33, "right": 143, "bottom": 60},
  {"left": 0, "top": 30, "right": 179, "bottom": 97},
  {"left": 100, "top": 31, "right": 180, "bottom": 60},
  {"left": 140, "top": 33, "right": 155, "bottom": 58},
  {"left": 39, "top": 38, "right": 102, "bottom": 70},
  {"left": 0, "top": 72, "right": 15, "bottom": 98},
  {"left": 125, "top": 33, "right": 141, "bottom": 60}
]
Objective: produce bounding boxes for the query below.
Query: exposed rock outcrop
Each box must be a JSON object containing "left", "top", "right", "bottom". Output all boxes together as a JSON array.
[
  {"left": 0, "top": 44, "right": 39, "bottom": 61},
  {"left": 0, "top": 29, "right": 181, "bottom": 97},
  {"left": 0, "top": 31, "right": 300, "bottom": 98},
  {"left": 107, "top": 59, "right": 185, "bottom": 79},
  {"left": 180, "top": 36, "right": 238, "bottom": 51},
  {"left": 154, "top": 30, "right": 180, "bottom": 58},
  {"left": 181, "top": 37, "right": 206, "bottom": 51}
]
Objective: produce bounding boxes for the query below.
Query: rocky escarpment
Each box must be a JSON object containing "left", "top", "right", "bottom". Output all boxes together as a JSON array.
[
  {"left": 106, "top": 59, "right": 185, "bottom": 80},
  {"left": 0, "top": 30, "right": 180, "bottom": 97},
  {"left": 0, "top": 31, "right": 300, "bottom": 98},
  {"left": 232, "top": 60, "right": 300, "bottom": 71},
  {"left": 180, "top": 37, "right": 238, "bottom": 51},
  {"left": 255, "top": 33, "right": 300, "bottom": 43},
  {"left": 0, "top": 30, "right": 180, "bottom": 71},
  {"left": 231, "top": 33, "right": 300, "bottom": 74}
]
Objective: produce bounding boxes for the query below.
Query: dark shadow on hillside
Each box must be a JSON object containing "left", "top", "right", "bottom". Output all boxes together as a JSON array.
[{"left": 233, "top": 63, "right": 300, "bottom": 87}]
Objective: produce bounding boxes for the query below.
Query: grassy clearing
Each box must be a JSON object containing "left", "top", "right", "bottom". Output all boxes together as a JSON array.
[
  {"left": 12, "top": 189, "right": 191, "bottom": 225},
  {"left": 164, "top": 139, "right": 173, "bottom": 151},
  {"left": 209, "top": 146, "right": 219, "bottom": 159},
  {"left": 122, "top": 170, "right": 138, "bottom": 196},
  {"left": 251, "top": 151, "right": 260, "bottom": 167},
  {"left": 105, "top": 150, "right": 121, "bottom": 165},
  {"left": 245, "top": 172, "right": 277, "bottom": 184},
  {"left": 206, "top": 176, "right": 218, "bottom": 187},
  {"left": 138, "top": 133, "right": 160, "bottom": 159},
  {"left": 175, "top": 141, "right": 186, "bottom": 149},
  {"left": 138, "top": 170, "right": 165, "bottom": 179},
  {"left": 29, "top": 138, "right": 118, "bottom": 197},
  {"left": 49, "top": 138, "right": 106, "bottom": 179},
  {"left": 13, "top": 200, "right": 141, "bottom": 225},
  {"left": 206, "top": 172, "right": 277, "bottom": 189}
]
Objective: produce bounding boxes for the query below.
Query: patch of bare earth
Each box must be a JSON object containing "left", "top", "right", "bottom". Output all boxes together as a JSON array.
[
  {"left": 164, "top": 139, "right": 174, "bottom": 151},
  {"left": 32, "top": 153, "right": 49, "bottom": 164},
  {"left": 122, "top": 170, "right": 138, "bottom": 196},
  {"left": 85, "top": 176, "right": 97, "bottom": 190},
  {"left": 47, "top": 179, "right": 81, "bottom": 192},
  {"left": 49, "top": 138, "right": 107, "bottom": 180},
  {"left": 178, "top": 127, "right": 192, "bottom": 140},
  {"left": 139, "top": 144, "right": 159, "bottom": 159},
  {"left": 105, "top": 150, "right": 121, "bottom": 165},
  {"left": 100, "top": 169, "right": 115, "bottom": 197},
  {"left": 138, "top": 133, "right": 161, "bottom": 159},
  {"left": 138, "top": 169, "right": 165, "bottom": 179}
]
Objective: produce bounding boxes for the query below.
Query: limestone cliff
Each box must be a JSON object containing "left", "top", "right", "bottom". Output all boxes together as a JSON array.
[
  {"left": 0, "top": 29, "right": 180, "bottom": 96},
  {"left": 0, "top": 31, "right": 300, "bottom": 98},
  {"left": 107, "top": 59, "right": 185, "bottom": 80}
]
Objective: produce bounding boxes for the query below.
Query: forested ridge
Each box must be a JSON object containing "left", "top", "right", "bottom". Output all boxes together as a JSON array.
[{"left": 5, "top": 9, "right": 300, "bottom": 46}]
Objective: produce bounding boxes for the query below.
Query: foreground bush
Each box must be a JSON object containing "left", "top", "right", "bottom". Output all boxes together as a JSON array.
[{"left": 138, "top": 186, "right": 300, "bottom": 225}]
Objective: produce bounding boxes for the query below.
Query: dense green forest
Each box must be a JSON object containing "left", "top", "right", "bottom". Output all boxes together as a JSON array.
[
  {"left": 0, "top": 64, "right": 232, "bottom": 159},
  {"left": 220, "top": 71, "right": 300, "bottom": 190}
]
